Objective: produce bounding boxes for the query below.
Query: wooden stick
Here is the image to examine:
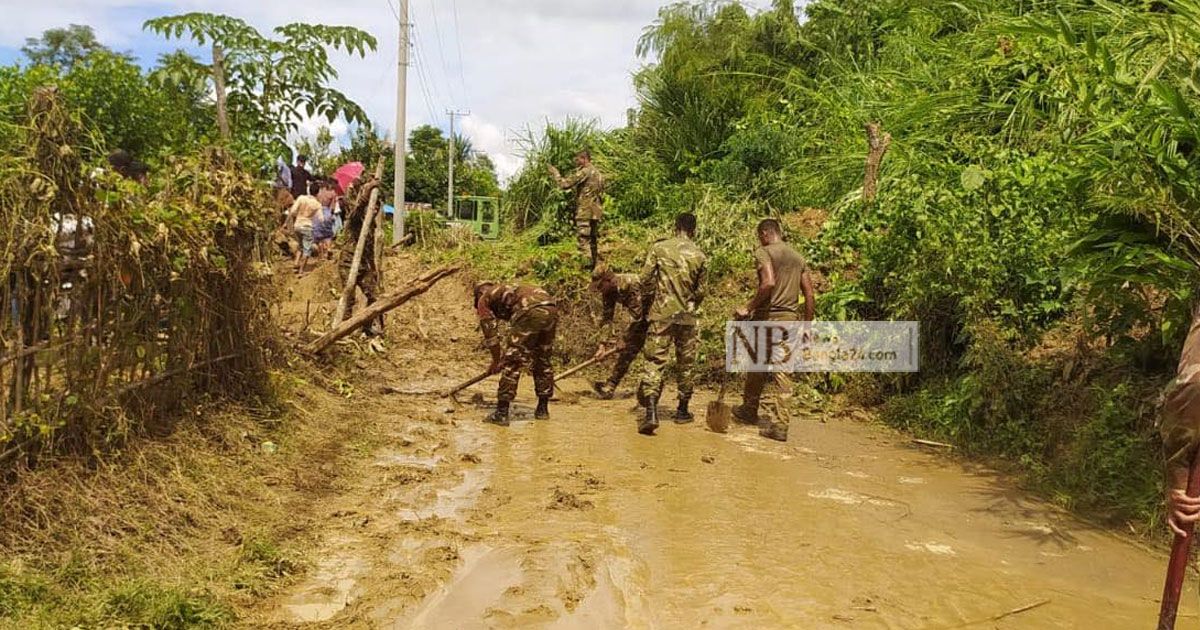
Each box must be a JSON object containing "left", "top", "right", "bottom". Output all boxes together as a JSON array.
[
  {"left": 115, "top": 354, "right": 240, "bottom": 397},
  {"left": 306, "top": 265, "right": 460, "bottom": 355},
  {"left": 445, "top": 371, "right": 494, "bottom": 399},
  {"left": 913, "top": 438, "right": 953, "bottom": 449},
  {"left": 555, "top": 346, "right": 620, "bottom": 383},
  {"left": 1160, "top": 454, "right": 1200, "bottom": 629},
  {"left": 333, "top": 159, "right": 387, "bottom": 326}
]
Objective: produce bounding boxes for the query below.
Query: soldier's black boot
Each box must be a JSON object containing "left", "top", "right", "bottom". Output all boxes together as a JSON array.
[
  {"left": 485, "top": 401, "right": 511, "bottom": 427},
  {"left": 639, "top": 397, "right": 659, "bottom": 436},
  {"left": 673, "top": 395, "right": 694, "bottom": 423},
  {"left": 535, "top": 397, "right": 551, "bottom": 420},
  {"left": 592, "top": 381, "right": 616, "bottom": 400}
]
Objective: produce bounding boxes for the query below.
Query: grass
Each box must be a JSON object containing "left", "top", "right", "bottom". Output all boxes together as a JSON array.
[{"left": 0, "top": 366, "right": 381, "bottom": 628}]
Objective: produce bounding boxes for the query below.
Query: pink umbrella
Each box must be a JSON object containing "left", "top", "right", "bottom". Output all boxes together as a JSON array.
[{"left": 332, "top": 162, "right": 365, "bottom": 195}]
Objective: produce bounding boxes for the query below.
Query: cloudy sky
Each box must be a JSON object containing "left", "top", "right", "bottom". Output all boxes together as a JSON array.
[{"left": 0, "top": 0, "right": 774, "bottom": 181}]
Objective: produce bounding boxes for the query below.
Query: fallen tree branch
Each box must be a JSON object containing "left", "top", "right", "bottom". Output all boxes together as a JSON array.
[
  {"left": 913, "top": 438, "right": 953, "bottom": 449},
  {"left": 334, "top": 159, "right": 387, "bottom": 326},
  {"left": 115, "top": 354, "right": 241, "bottom": 397},
  {"left": 306, "top": 265, "right": 461, "bottom": 355}
]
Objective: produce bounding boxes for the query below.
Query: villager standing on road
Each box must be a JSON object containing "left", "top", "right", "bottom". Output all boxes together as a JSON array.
[
  {"left": 474, "top": 282, "right": 559, "bottom": 426},
  {"left": 590, "top": 264, "right": 650, "bottom": 401},
  {"left": 339, "top": 175, "right": 383, "bottom": 335},
  {"left": 287, "top": 194, "right": 322, "bottom": 276},
  {"left": 637, "top": 213, "right": 707, "bottom": 436},
  {"left": 548, "top": 149, "right": 604, "bottom": 270},
  {"left": 289, "top": 154, "right": 312, "bottom": 201},
  {"left": 732, "top": 219, "right": 816, "bottom": 443}
]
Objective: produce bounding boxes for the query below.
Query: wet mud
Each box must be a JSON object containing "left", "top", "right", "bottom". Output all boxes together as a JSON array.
[{"left": 254, "top": 257, "right": 1180, "bottom": 629}]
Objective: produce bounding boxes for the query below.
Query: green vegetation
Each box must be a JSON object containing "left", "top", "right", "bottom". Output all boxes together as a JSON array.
[{"left": 475, "top": 0, "right": 1200, "bottom": 530}]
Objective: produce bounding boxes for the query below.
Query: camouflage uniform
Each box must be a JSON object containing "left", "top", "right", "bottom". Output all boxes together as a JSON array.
[
  {"left": 638, "top": 235, "right": 707, "bottom": 400},
  {"left": 478, "top": 284, "right": 559, "bottom": 403},
  {"left": 338, "top": 180, "right": 381, "bottom": 325},
  {"left": 598, "top": 272, "right": 649, "bottom": 388},
  {"left": 554, "top": 164, "right": 604, "bottom": 264},
  {"left": 1162, "top": 305, "right": 1200, "bottom": 483}
]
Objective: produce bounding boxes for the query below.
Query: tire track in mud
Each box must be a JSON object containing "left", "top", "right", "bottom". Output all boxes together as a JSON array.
[{"left": 258, "top": 257, "right": 1180, "bottom": 629}]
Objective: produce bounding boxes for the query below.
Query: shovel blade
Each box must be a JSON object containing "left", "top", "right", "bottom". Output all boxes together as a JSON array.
[{"left": 706, "top": 401, "right": 732, "bottom": 434}]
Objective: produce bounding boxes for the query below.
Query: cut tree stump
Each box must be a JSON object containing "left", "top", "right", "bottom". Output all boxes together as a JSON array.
[
  {"left": 306, "top": 265, "right": 461, "bottom": 355},
  {"left": 864, "top": 122, "right": 892, "bottom": 204}
]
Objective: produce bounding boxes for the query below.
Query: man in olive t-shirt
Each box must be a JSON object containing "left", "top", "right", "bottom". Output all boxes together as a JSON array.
[{"left": 733, "top": 219, "right": 816, "bottom": 442}]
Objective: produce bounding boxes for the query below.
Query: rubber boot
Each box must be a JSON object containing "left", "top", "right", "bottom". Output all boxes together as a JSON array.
[
  {"left": 639, "top": 397, "right": 659, "bottom": 436},
  {"left": 732, "top": 404, "right": 759, "bottom": 426},
  {"left": 535, "top": 397, "right": 551, "bottom": 420},
  {"left": 485, "top": 401, "right": 511, "bottom": 427},
  {"left": 673, "top": 394, "right": 694, "bottom": 424},
  {"left": 592, "top": 381, "right": 616, "bottom": 400},
  {"left": 759, "top": 424, "right": 788, "bottom": 443}
]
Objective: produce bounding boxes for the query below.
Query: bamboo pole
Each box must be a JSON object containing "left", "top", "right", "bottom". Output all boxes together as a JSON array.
[
  {"left": 333, "top": 159, "right": 387, "bottom": 326},
  {"left": 308, "top": 265, "right": 460, "bottom": 355}
]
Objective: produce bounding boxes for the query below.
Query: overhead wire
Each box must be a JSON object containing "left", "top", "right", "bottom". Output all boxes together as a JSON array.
[
  {"left": 425, "top": 0, "right": 459, "bottom": 104},
  {"left": 449, "top": 0, "right": 471, "bottom": 107},
  {"left": 384, "top": 0, "right": 442, "bottom": 126}
]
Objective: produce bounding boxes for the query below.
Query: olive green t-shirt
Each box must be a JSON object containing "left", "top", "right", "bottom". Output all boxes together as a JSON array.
[{"left": 753, "top": 241, "right": 808, "bottom": 318}]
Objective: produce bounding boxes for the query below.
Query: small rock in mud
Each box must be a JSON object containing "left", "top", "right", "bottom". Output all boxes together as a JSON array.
[
  {"left": 548, "top": 488, "right": 594, "bottom": 511},
  {"left": 469, "top": 392, "right": 485, "bottom": 406},
  {"left": 701, "top": 454, "right": 716, "bottom": 464},
  {"left": 461, "top": 453, "right": 482, "bottom": 464},
  {"left": 424, "top": 545, "right": 460, "bottom": 563},
  {"left": 442, "top": 406, "right": 457, "bottom": 415}
]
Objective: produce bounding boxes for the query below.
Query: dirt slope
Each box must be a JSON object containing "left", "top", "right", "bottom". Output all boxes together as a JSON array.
[{"left": 252, "top": 254, "right": 1180, "bottom": 629}]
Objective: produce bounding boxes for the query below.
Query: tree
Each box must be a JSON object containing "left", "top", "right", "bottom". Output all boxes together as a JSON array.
[
  {"left": 22, "top": 25, "right": 121, "bottom": 69},
  {"left": 143, "top": 13, "right": 377, "bottom": 162},
  {"left": 295, "top": 125, "right": 338, "bottom": 176}
]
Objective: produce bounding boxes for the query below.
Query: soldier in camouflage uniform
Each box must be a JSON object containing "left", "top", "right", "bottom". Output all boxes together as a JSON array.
[
  {"left": 733, "top": 219, "right": 817, "bottom": 443},
  {"left": 549, "top": 150, "right": 604, "bottom": 270},
  {"left": 1162, "top": 305, "right": 1200, "bottom": 534},
  {"left": 338, "top": 176, "right": 382, "bottom": 335},
  {"left": 590, "top": 264, "right": 649, "bottom": 401},
  {"left": 636, "top": 213, "right": 708, "bottom": 436},
  {"left": 474, "top": 282, "right": 559, "bottom": 426}
]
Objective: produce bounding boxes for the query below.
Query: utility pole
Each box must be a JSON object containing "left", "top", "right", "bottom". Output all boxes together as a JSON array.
[
  {"left": 446, "top": 109, "right": 469, "bottom": 218},
  {"left": 392, "top": 0, "right": 410, "bottom": 244}
]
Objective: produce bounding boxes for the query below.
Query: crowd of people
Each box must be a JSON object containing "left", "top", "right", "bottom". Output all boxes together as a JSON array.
[{"left": 272, "top": 154, "right": 347, "bottom": 276}]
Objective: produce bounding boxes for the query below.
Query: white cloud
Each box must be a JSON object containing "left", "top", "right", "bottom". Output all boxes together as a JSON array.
[{"left": 1, "top": 0, "right": 774, "bottom": 183}]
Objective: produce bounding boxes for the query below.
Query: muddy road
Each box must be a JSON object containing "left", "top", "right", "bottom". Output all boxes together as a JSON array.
[{"left": 259, "top": 259, "right": 1180, "bottom": 629}]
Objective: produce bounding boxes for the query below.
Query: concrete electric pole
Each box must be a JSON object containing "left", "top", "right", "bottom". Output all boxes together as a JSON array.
[
  {"left": 392, "top": 0, "right": 410, "bottom": 244},
  {"left": 446, "top": 109, "right": 469, "bottom": 218}
]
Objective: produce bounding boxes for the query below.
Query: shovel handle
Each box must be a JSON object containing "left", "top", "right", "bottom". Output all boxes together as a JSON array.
[
  {"left": 445, "top": 370, "right": 494, "bottom": 398},
  {"left": 1159, "top": 451, "right": 1200, "bottom": 630},
  {"left": 556, "top": 346, "right": 620, "bottom": 383}
]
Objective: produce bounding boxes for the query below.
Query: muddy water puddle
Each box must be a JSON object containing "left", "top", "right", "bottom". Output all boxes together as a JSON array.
[
  {"left": 400, "top": 385, "right": 1178, "bottom": 629},
  {"left": 265, "top": 382, "right": 1177, "bottom": 629}
]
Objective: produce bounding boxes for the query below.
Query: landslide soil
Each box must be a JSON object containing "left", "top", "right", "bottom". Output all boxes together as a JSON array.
[{"left": 252, "top": 253, "right": 1182, "bottom": 629}]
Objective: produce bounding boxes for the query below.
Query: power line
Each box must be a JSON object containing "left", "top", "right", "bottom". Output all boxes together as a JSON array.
[
  {"left": 450, "top": 0, "right": 471, "bottom": 107},
  {"left": 410, "top": 27, "right": 445, "bottom": 124},
  {"left": 425, "top": 0, "right": 458, "bottom": 104},
  {"left": 385, "top": 0, "right": 437, "bottom": 131}
]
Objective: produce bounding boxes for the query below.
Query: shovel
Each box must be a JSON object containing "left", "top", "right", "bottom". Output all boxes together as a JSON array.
[
  {"left": 556, "top": 346, "right": 620, "bottom": 383},
  {"left": 706, "top": 371, "right": 732, "bottom": 434}
]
